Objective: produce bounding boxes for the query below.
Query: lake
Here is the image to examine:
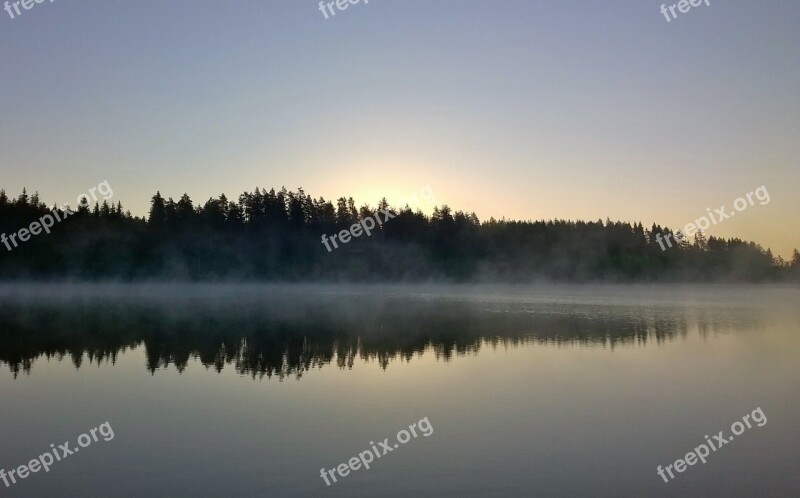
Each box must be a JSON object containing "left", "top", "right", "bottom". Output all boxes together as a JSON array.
[{"left": 0, "top": 284, "right": 798, "bottom": 497}]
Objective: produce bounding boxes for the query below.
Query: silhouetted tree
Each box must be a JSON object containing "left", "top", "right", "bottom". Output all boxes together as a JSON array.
[{"left": 0, "top": 186, "right": 795, "bottom": 283}]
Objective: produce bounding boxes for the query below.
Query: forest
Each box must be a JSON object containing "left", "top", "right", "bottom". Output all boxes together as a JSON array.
[{"left": 0, "top": 186, "right": 798, "bottom": 281}]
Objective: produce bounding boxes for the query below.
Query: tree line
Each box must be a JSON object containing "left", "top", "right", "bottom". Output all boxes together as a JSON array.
[{"left": 0, "top": 186, "right": 798, "bottom": 281}]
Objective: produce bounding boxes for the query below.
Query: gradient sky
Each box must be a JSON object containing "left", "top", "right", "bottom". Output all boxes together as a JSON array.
[{"left": 1, "top": 0, "right": 798, "bottom": 256}]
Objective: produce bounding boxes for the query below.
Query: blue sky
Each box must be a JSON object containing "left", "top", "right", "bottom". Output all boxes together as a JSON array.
[{"left": 1, "top": 0, "right": 798, "bottom": 255}]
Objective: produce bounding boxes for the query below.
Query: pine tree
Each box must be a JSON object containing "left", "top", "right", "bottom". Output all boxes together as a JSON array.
[
  {"left": 149, "top": 191, "right": 166, "bottom": 227},
  {"left": 177, "top": 193, "right": 194, "bottom": 220}
]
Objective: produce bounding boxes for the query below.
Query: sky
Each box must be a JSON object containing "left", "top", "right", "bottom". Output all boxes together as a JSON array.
[{"left": 1, "top": 0, "right": 798, "bottom": 257}]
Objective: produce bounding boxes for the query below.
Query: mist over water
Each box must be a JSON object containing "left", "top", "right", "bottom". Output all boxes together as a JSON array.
[
  {"left": 1, "top": 284, "right": 798, "bottom": 496},
  {"left": 0, "top": 283, "right": 777, "bottom": 378}
]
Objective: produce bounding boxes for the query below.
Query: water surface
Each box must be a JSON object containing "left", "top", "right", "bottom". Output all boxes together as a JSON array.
[{"left": 1, "top": 284, "right": 798, "bottom": 496}]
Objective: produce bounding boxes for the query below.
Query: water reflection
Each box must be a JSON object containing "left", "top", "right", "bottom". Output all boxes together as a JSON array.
[{"left": 0, "top": 291, "right": 763, "bottom": 379}]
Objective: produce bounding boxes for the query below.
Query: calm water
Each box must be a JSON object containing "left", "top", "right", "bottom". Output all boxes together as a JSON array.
[{"left": 0, "top": 284, "right": 798, "bottom": 497}]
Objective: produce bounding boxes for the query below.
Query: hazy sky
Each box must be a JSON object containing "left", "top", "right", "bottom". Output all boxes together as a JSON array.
[{"left": 1, "top": 0, "right": 798, "bottom": 256}]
